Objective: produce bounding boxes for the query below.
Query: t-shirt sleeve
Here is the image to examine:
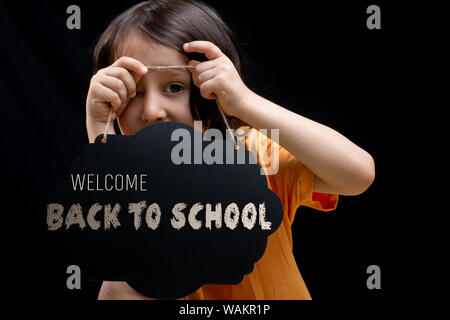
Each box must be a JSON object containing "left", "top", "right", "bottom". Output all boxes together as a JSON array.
[
  {"left": 274, "top": 146, "right": 338, "bottom": 222},
  {"left": 293, "top": 161, "right": 338, "bottom": 210},
  {"left": 243, "top": 127, "right": 338, "bottom": 223}
]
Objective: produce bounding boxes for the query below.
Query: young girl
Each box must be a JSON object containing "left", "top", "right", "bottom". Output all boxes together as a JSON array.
[{"left": 86, "top": 0, "right": 375, "bottom": 300}]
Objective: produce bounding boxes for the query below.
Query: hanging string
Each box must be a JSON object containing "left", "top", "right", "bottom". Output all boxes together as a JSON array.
[
  {"left": 102, "top": 65, "right": 237, "bottom": 149},
  {"left": 215, "top": 97, "right": 238, "bottom": 149},
  {"left": 101, "top": 107, "right": 114, "bottom": 143}
]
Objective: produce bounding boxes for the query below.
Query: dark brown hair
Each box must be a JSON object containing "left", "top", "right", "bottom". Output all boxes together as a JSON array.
[{"left": 93, "top": 0, "right": 247, "bottom": 134}]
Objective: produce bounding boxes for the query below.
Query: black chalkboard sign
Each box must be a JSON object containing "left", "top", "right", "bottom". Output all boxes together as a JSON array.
[{"left": 47, "top": 121, "right": 283, "bottom": 299}]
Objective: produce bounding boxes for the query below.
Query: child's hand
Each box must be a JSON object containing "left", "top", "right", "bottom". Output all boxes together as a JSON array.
[
  {"left": 86, "top": 57, "right": 148, "bottom": 125},
  {"left": 183, "top": 41, "right": 251, "bottom": 118}
]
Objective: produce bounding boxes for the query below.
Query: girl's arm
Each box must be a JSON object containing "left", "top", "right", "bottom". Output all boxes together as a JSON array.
[
  {"left": 236, "top": 92, "right": 375, "bottom": 195},
  {"left": 184, "top": 41, "right": 375, "bottom": 196}
]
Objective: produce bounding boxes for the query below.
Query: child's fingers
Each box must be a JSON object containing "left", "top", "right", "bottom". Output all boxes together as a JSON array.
[
  {"left": 103, "top": 68, "right": 137, "bottom": 99},
  {"left": 187, "top": 60, "right": 200, "bottom": 74},
  {"left": 192, "top": 59, "right": 216, "bottom": 74},
  {"left": 198, "top": 78, "right": 217, "bottom": 100},
  {"left": 197, "top": 68, "right": 218, "bottom": 85},
  {"left": 96, "top": 85, "right": 123, "bottom": 112},
  {"left": 187, "top": 60, "right": 201, "bottom": 67},
  {"left": 99, "top": 76, "right": 128, "bottom": 105},
  {"left": 188, "top": 60, "right": 215, "bottom": 88},
  {"left": 111, "top": 56, "right": 148, "bottom": 83},
  {"left": 183, "top": 41, "right": 224, "bottom": 60}
]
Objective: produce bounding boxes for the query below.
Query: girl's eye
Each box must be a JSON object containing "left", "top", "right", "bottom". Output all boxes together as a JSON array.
[{"left": 164, "top": 83, "right": 184, "bottom": 94}]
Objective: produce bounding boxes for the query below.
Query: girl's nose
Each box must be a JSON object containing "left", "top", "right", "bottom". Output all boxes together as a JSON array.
[{"left": 141, "top": 92, "right": 167, "bottom": 124}]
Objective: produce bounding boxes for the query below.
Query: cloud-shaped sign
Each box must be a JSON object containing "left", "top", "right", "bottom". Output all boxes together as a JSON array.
[{"left": 47, "top": 121, "right": 283, "bottom": 299}]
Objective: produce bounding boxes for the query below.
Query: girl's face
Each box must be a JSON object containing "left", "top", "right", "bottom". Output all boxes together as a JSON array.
[{"left": 117, "top": 34, "right": 194, "bottom": 135}]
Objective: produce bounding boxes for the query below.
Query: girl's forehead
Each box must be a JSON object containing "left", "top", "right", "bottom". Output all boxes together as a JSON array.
[{"left": 118, "top": 34, "right": 188, "bottom": 66}]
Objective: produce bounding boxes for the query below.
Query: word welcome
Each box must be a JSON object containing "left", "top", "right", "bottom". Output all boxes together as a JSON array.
[
  {"left": 46, "top": 201, "right": 272, "bottom": 231},
  {"left": 70, "top": 174, "right": 148, "bottom": 192}
]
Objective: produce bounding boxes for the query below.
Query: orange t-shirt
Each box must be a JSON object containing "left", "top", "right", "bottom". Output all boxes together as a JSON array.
[{"left": 187, "top": 127, "right": 338, "bottom": 300}]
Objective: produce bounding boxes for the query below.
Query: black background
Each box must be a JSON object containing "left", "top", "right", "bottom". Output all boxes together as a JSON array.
[{"left": 0, "top": 0, "right": 402, "bottom": 307}]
